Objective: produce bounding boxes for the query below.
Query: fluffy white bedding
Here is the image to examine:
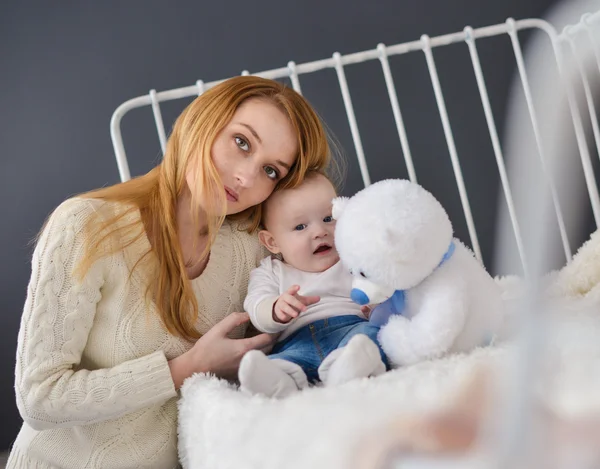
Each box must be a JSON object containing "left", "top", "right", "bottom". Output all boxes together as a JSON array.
[{"left": 177, "top": 275, "right": 600, "bottom": 469}]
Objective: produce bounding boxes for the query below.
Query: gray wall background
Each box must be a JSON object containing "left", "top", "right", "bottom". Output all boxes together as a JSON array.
[{"left": 0, "top": 0, "right": 570, "bottom": 451}]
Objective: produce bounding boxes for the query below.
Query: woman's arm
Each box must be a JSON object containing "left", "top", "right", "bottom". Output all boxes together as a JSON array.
[
  {"left": 168, "top": 312, "right": 273, "bottom": 385},
  {"left": 15, "top": 199, "right": 177, "bottom": 431}
]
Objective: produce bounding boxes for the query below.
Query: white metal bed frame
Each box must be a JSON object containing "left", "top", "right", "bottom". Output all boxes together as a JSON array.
[
  {"left": 111, "top": 13, "right": 600, "bottom": 278},
  {"left": 110, "top": 12, "right": 600, "bottom": 467}
]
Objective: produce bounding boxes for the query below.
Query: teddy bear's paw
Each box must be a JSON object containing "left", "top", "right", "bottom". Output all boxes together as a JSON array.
[{"left": 379, "top": 316, "right": 423, "bottom": 367}]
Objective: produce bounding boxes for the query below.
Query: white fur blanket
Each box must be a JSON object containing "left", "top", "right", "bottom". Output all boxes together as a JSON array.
[{"left": 177, "top": 278, "right": 600, "bottom": 469}]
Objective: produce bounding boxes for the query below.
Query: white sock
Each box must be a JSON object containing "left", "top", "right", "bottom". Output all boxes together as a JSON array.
[
  {"left": 318, "top": 334, "right": 386, "bottom": 386},
  {"left": 238, "top": 350, "right": 308, "bottom": 398}
]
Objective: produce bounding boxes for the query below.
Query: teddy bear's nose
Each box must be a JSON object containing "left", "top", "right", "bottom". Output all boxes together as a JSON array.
[{"left": 350, "top": 288, "right": 369, "bottom": 305}]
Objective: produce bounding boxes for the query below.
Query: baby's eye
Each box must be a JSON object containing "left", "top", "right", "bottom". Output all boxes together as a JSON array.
[
  {"left": 360, "top": 272, "right": 367, "bottom": 278},
  {"left": 294, "top": 224, "right": 306, "bottom": 231},
  {"left": 235, "top": 136, "right": 250, "bottom": 152},
  {"left": 323, "top": 215, "right": 333, "bottom": 223}
]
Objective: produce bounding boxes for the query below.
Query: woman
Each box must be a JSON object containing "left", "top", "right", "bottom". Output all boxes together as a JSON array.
[{"left": 8, "top": 76, "right": 331, "bottom": 468}]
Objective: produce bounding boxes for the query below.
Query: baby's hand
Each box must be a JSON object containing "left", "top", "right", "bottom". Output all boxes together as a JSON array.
[{"left": 273, "top": 285, "right": 320, "bottom": 324}]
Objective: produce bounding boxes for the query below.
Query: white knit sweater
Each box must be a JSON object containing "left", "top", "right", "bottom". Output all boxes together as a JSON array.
[{"left": 7, "top": 198, "right": 265, "bottom": 469}]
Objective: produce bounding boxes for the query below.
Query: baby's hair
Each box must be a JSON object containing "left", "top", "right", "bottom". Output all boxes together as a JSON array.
[
  {"left": 302, "top": 170, "right": 336, "bottom": 188},
  {"left": 260, "top": 170, "right": 336, "bottom": 231}
]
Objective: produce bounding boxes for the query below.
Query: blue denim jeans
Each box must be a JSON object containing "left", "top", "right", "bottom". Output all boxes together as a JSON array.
[{"left": 269, "top": 315, "right": 389, "bottom": 382}]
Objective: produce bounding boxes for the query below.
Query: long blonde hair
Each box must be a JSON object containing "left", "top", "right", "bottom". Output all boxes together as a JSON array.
[{"left": 73, "top": 76, "right": 331, "bottom": 341}]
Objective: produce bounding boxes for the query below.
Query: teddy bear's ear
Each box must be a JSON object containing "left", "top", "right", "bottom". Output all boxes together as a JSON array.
[{"left": 332, "top": 196, "right": 350, "bottom": 220}]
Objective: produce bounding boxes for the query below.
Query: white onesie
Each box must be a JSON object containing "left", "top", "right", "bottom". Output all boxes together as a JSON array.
[{"left": 244, "top": 257, "right": 366, "bottom": 341}]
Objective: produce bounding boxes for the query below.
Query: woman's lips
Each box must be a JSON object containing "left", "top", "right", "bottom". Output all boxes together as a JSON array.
[{"left": 225, "top": 186, "right": 238, "bottom": 202}]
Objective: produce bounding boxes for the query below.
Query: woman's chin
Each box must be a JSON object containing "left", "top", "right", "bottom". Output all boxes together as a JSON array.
[{"left": 225, "top": 203, "right": 250, "bottom": 217}]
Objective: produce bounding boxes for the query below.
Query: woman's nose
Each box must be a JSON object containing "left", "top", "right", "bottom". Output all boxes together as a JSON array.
[{"left": 234, "top": 161, "right": 258, "bottom": 188}]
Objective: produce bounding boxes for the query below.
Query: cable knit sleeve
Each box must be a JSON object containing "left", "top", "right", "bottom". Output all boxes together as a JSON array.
[
  {"left": 244, "top": 257, "right": 289, "bottom": 333},
  {"left": 15, "top": 198, "right": 177, "bottom": 431}
]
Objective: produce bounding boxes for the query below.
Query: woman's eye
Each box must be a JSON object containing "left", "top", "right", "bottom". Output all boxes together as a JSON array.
[
  {"left": 235, "top": 136, "right": 250, "bottom": 152},
  {"left": 264, "top": 166, "right": 279, "bottom": 180},
  {"left": 294, "top": 224, "right": 306, "bottom": 231},
  {"left": 323, "top": 215, "right": 333, "bottom": 223}
]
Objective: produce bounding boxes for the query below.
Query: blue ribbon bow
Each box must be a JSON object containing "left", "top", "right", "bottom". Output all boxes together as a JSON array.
[{"left": 368, "top": 241, "right": 455, "bottom": 327}]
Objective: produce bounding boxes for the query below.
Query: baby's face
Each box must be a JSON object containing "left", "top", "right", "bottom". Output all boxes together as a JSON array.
[{"left": 263, "top": 174, "right": 339, "bottom": 273}]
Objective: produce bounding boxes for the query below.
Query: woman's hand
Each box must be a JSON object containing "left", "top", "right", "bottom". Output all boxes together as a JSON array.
[{"left": 169, "top": 312, "right": 274, "bottom": 388}]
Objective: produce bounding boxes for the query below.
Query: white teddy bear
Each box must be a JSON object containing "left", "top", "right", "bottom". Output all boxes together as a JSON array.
[{"left": 332, "top": 179, "right": 504, "bottom": 367}]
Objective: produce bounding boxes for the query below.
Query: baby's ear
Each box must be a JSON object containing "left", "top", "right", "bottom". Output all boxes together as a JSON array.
[
  {"left": 332, "top": 196, "right": 350, "bottom": 220},
  {"left": 258, "top": 230, "right": 280, "bottom": 255}
]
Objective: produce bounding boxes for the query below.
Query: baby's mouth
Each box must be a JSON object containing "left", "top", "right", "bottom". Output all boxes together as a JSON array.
[{"left": 313, "top": 244, "right": 332, "bottom": 255}]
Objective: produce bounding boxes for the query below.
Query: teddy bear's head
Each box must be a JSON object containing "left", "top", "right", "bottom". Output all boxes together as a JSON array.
[{"left": 333, "top": 179, "right": 453, "bottom": 303}]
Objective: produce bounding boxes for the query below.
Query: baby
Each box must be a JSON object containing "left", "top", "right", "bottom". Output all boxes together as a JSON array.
[{"left": 239, "top": 172, "right": 389, "bottom": 398}]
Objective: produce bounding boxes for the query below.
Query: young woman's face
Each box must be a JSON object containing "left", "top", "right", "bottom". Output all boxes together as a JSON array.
[{"left": 187, "top": 98, "right": 298, "bottom": 215}]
